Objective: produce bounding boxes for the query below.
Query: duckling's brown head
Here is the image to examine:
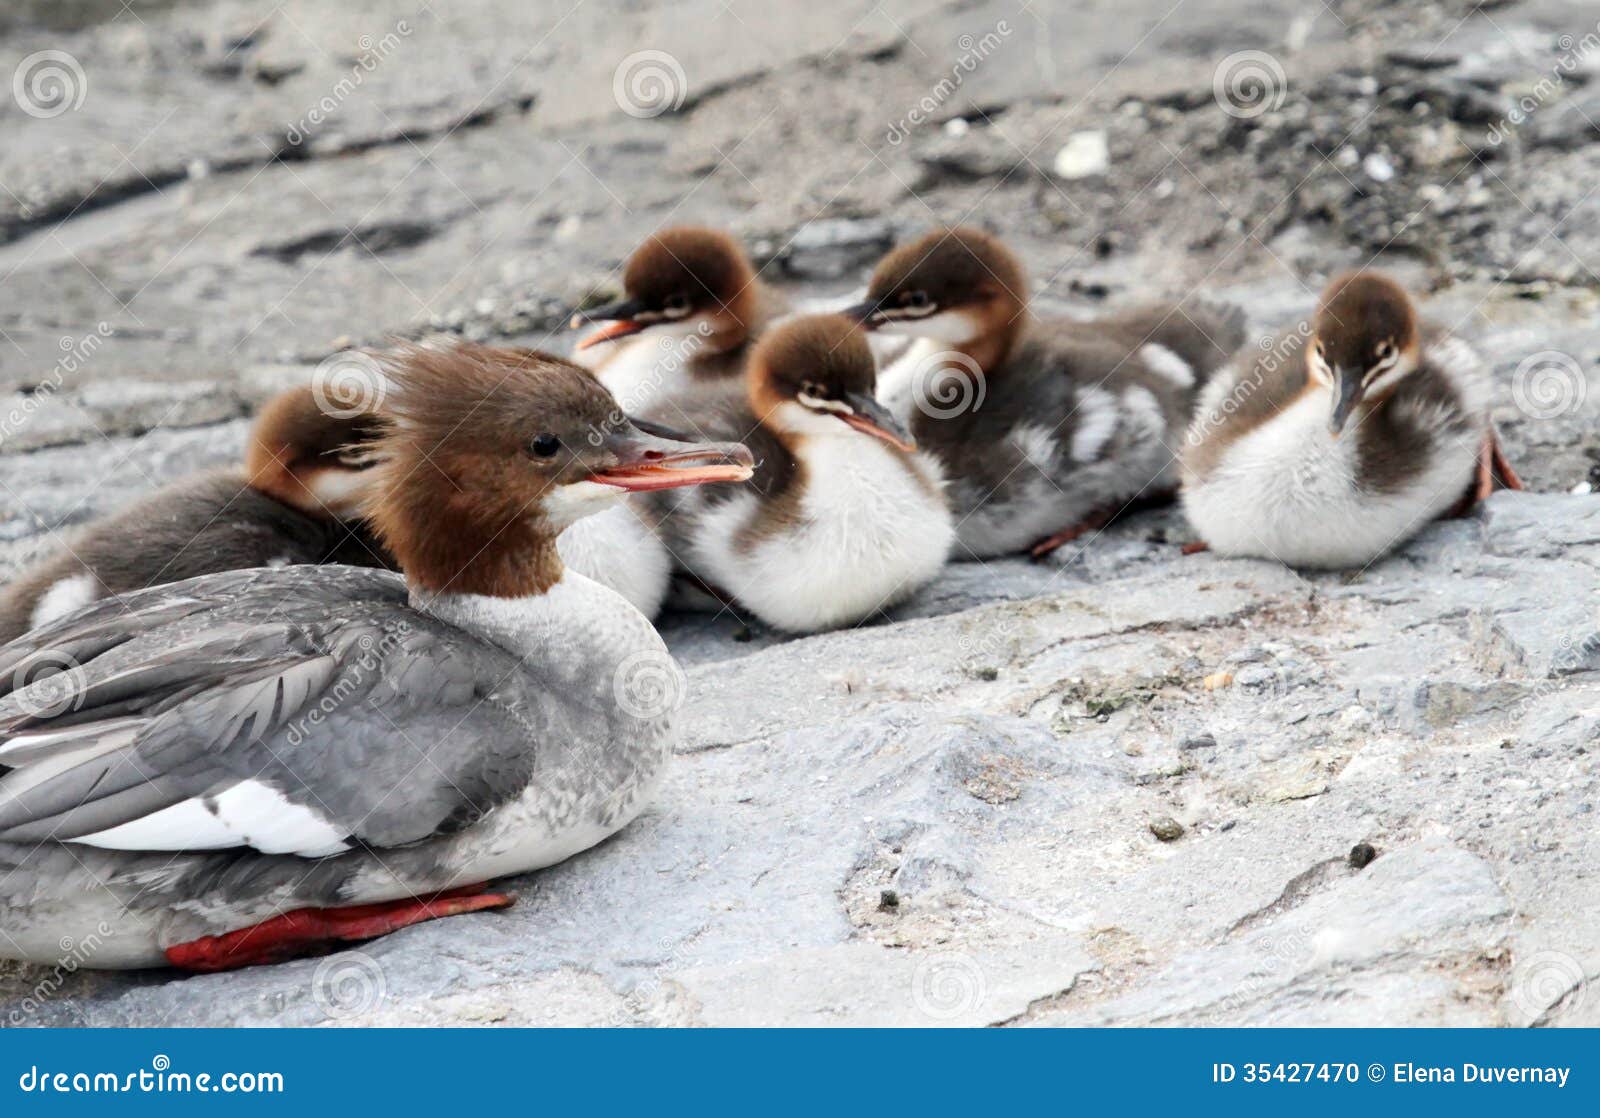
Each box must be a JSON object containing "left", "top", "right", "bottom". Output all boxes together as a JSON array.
[
  {"left": 748, "top": 314, "right": 914, "bottom": 452},
  {"left": 245, "top": 384, "right": 389, "bottom": 520},
  {"left": 844, "top": 226, "right": 1027, "bottom": 347},
  {"left": 1310, "top": 271, "right": 1422, "bottom": 436},
  {"left": 572, "top": 226, "right": 757, "bottom": 352},
  {"left": 368, "top": 341, "right": 753, "bottom": 596}
]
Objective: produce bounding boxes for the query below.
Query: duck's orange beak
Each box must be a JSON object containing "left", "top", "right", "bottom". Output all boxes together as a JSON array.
[{"left": 591, "top": 425, "right": 755, "bottom": 492}]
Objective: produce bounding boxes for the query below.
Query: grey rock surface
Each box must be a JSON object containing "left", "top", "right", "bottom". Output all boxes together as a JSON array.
[{"left": 1, "top": 0, "right": 1598, "bottom": 1027}]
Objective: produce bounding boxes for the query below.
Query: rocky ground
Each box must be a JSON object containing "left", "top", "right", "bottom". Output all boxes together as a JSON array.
[{"left": 1, "top": 0, "right": 1597, "bottom": 1026}]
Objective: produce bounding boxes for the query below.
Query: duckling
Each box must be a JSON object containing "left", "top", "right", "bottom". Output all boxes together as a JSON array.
[
  {"left": 843, "top": 227, "right": 1246, "bottom": 559},
  {"left": 0, "top": 385, "right": 393, "bottom": 644},
  {"left": 568, "top": 225, "right": 789, "bottom": 415},
  {"left": 645, "top": 314, "right": 953, "bottom": 633},
  {"left": 560, "top": 228, "right": 789, "bottom": 614},
  {"left": 1180, "top": 271, "right": 1522, "bottom": 568},
  {"left": 0, "top": 341, "right": 754, "bottom": 970}
]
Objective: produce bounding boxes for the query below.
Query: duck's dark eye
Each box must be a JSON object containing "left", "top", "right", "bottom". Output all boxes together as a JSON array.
[
  {"left": 529, "top": 433, "right": 561, "bottom": 458},
  {"left": 663, "top": 293, "right": 691, "bottom": 315},
  {"left": 904, "top": 290, "right": 930, "bottom": 308},
  {"left": 1375, "top": 341, "right": 1395, "bottom": 360}
]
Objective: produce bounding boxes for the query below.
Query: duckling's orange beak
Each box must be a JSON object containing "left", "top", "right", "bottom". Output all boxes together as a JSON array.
[
  {"left": 837, "top": 392, "right": 916, "bottom": 453},
  {"left": 571, "top": 297, "right": 649, "bottom": 350},
  {"left": 575, "top": 318, "right": 646, "bottom": 350},
  {"left": 591, "top": 426, "right": 755, "bottom": 492}
]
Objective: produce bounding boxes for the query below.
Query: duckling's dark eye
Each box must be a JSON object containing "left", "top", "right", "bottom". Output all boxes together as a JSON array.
[
  {"left": 663, "top": 293, "right": 691, "bottom": 315},
  {"left": 1314, "top": 342, "right": 1326, "bottom": 360},
  {"left": 1375, "top": 341, "right": 1395, "bottom": 360},
  {"left": 529, "top": 433, "right": 561, "bottom": 458},
  {"left": 800, "top": 380, "right": 828, "bottom": 398},
  {"left": 903, "top": 290, "right": 931, "bottom": 308}
]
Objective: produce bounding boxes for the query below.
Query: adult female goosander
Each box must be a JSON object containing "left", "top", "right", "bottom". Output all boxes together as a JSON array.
[
  {"left": 843, "top": 227, "right": 1246, "bottom": 559},
  {"left": 0, "top": 342, "right": 753, "bottom": 970},
  {"left": 647, "top": 314, "right": 953, "bottom": 633},
  {"left": 559, "top": 227, "right": 788, "bottom": 615},
  {"left": 1180, "top": 271, "right": 1522, "bottom": 568},
  {"left": 0, "top": 385, "right": 392, "bottom": 644}
]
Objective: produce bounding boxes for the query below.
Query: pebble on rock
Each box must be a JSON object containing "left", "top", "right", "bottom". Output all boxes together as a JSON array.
[
  {"left": 1053, "top": 130, "right": 1110, "bottom": 179},
  {"left": 1149, "top": 817, "right": 1185, "bottom": 842}
]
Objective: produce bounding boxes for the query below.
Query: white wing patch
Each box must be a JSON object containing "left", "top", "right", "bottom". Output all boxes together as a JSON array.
[
  {"left": 75, "top": 780, "right": 350, "bottom": 857},
  {"left": 1139, "top": 343, "right": 1194, "bottom": 387},
  {"left": 30, "top": 573, "right": 101, "bottom": 631},
  {"left": 1070, "top": 387, "right": 1119, "bottom": 463},
  {"left": 1009, "top": 424, "right": 1060, "bottom": 473},
  {"left": 1122, "top": 385, "right": 1167, "bottom": 440}
]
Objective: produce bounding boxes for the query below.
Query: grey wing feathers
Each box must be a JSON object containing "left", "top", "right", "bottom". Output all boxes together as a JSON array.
[
  {"left": 0, "top": 566, "right": 535, "bottom": 855},
  {"left": 1096, "top": 299, "right": 1249, "bottom": 381}
]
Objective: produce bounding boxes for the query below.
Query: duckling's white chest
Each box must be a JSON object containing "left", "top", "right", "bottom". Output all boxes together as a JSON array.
[
  {"left": 1183, "top": 389, "right": 1473, "bottom": 568},
  {"left": 593, "top": 338, "right": 676, "bottom": 413},
  {"left": 693, "top": 437, "right": 954, "bottom": 631}
]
